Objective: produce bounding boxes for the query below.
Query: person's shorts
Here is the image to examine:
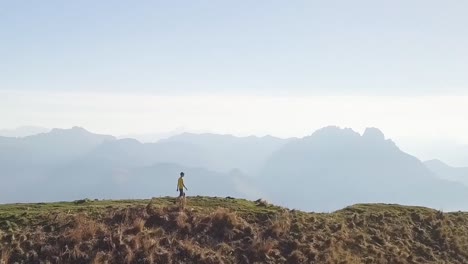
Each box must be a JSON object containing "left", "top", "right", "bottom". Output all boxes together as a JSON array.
[{"left": 179, "top": 188, "right": 185, "bottom": 197}]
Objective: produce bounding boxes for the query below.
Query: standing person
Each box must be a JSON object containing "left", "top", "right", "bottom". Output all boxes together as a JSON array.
[{"left": 177, "top": 172, "right": 188, "bottom": 197}]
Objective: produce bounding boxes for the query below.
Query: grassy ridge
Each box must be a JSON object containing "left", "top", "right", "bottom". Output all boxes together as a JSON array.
[{"left": 1, "top": 197, "right": 468, "bottom": 263}]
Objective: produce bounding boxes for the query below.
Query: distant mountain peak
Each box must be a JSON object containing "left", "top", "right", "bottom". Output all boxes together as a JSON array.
[
  {"left": 309, "top": 126, "right": 388, "bottom": 143},
  {"left": 363, "top": 127, "right": 385, "bottom": 141},
  {"left": 116, "top": 138, "right": 141, "bottom": 145},
  {"left": 71, "top": 126, "right": 86, "bottom": 131},
  {"left": 48, "top": 126, "right": 97, "bottom": 135},
  {"left": 165, "top": 132, "right": 286, "bottom": 142},
  {"left": 51, "top": 126, "right": 86, "bottom": 133},
  {"left": 38, "top": 127, "right": 116, "bottom": 142},
  {"left": 310, "top": 126, "right": 361, "bottom": 138}
]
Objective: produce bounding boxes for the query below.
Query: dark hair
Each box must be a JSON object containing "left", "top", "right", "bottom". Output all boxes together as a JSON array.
[{"left": 180, "top": 172, "right": 184, "bottom": 176}]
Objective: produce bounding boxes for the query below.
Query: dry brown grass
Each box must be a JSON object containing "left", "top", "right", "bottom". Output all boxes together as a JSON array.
[
  {"left": 1, "top": 198, "right": 468, "bottom": 263},
  {"left": 0, "top": 248, "right": 11, "bottom": 264},
  {"left": 266, "top": 211, "right": 291, "bottom": 238}
]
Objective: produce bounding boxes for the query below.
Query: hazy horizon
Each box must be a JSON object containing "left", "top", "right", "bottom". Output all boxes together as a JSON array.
[
  {"left": 2, "top": 91, "right": 468, "bottom": 144},
  {"left": 2, "top": 121, "right": 468, "bottom": 168},
  {"left": 3, "top": 1, "right": 468, "bottom": 144}
]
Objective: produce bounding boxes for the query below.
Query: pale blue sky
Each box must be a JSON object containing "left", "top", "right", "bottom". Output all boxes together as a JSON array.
[{"left": 1, "top": 0, "right": 467, "bottom": 95}]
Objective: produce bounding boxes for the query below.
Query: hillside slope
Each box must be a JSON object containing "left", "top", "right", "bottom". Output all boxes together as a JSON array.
[{"left": 1, "top": 197, "right": 468, "bottom": 263}]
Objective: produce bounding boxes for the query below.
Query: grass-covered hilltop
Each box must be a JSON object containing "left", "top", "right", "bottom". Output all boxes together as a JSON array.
[{"left": 1, "top": 197, "right": 468, "bottom": 264}]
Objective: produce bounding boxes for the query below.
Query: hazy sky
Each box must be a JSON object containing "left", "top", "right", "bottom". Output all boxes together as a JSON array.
[
  {"left": 1, "top": 1, "right": 468, "bottom": 142},
  {"left": 2, "top": 91, "right": 468, "bottom": 144},
  {"left": 2, "top": 1, "right": 468, "bottom": 94}
]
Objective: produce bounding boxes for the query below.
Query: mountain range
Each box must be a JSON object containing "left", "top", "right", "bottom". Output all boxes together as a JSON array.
[
  {"left": 395, "top": 138, "right": 468, "bottom": 167},
  {"left": 260, "top": 127, "right": 468, "bottom": 211},
  {"left": 0, "top": 126, "right": 50, "bottom": 137},
  {"left": 1, "top": 126, "right": 467, "bottom": 212},
  {"left": 424, "top": 159, "right": 468, "bottom": 186}
]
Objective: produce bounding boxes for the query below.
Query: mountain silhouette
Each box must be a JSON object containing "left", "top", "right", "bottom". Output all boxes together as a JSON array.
[
  {"left": 2, "top": 126, "right": 468, "bottom": 213},
  {"left": 160, "top": 133, "right": 289, "bottom": 174},
  {"left": 260, "top": 126, "right": 468, "bottom": 211},
  {"left": 425, "top": 159, "right": 468, "bottom": 186},
  {"left": 0, "top": 127, "right": 115, "bottom": 202},
  {"left": 0, "top": 128, "right": 264, "bottom": 203},
  {"left": 397, "top": 139, "right": 468, "bottom": 167}
]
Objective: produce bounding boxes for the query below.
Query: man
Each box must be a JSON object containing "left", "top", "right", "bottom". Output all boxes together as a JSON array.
[{"left": 177, "top": 172, "right": 188, "bottom": 197}]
